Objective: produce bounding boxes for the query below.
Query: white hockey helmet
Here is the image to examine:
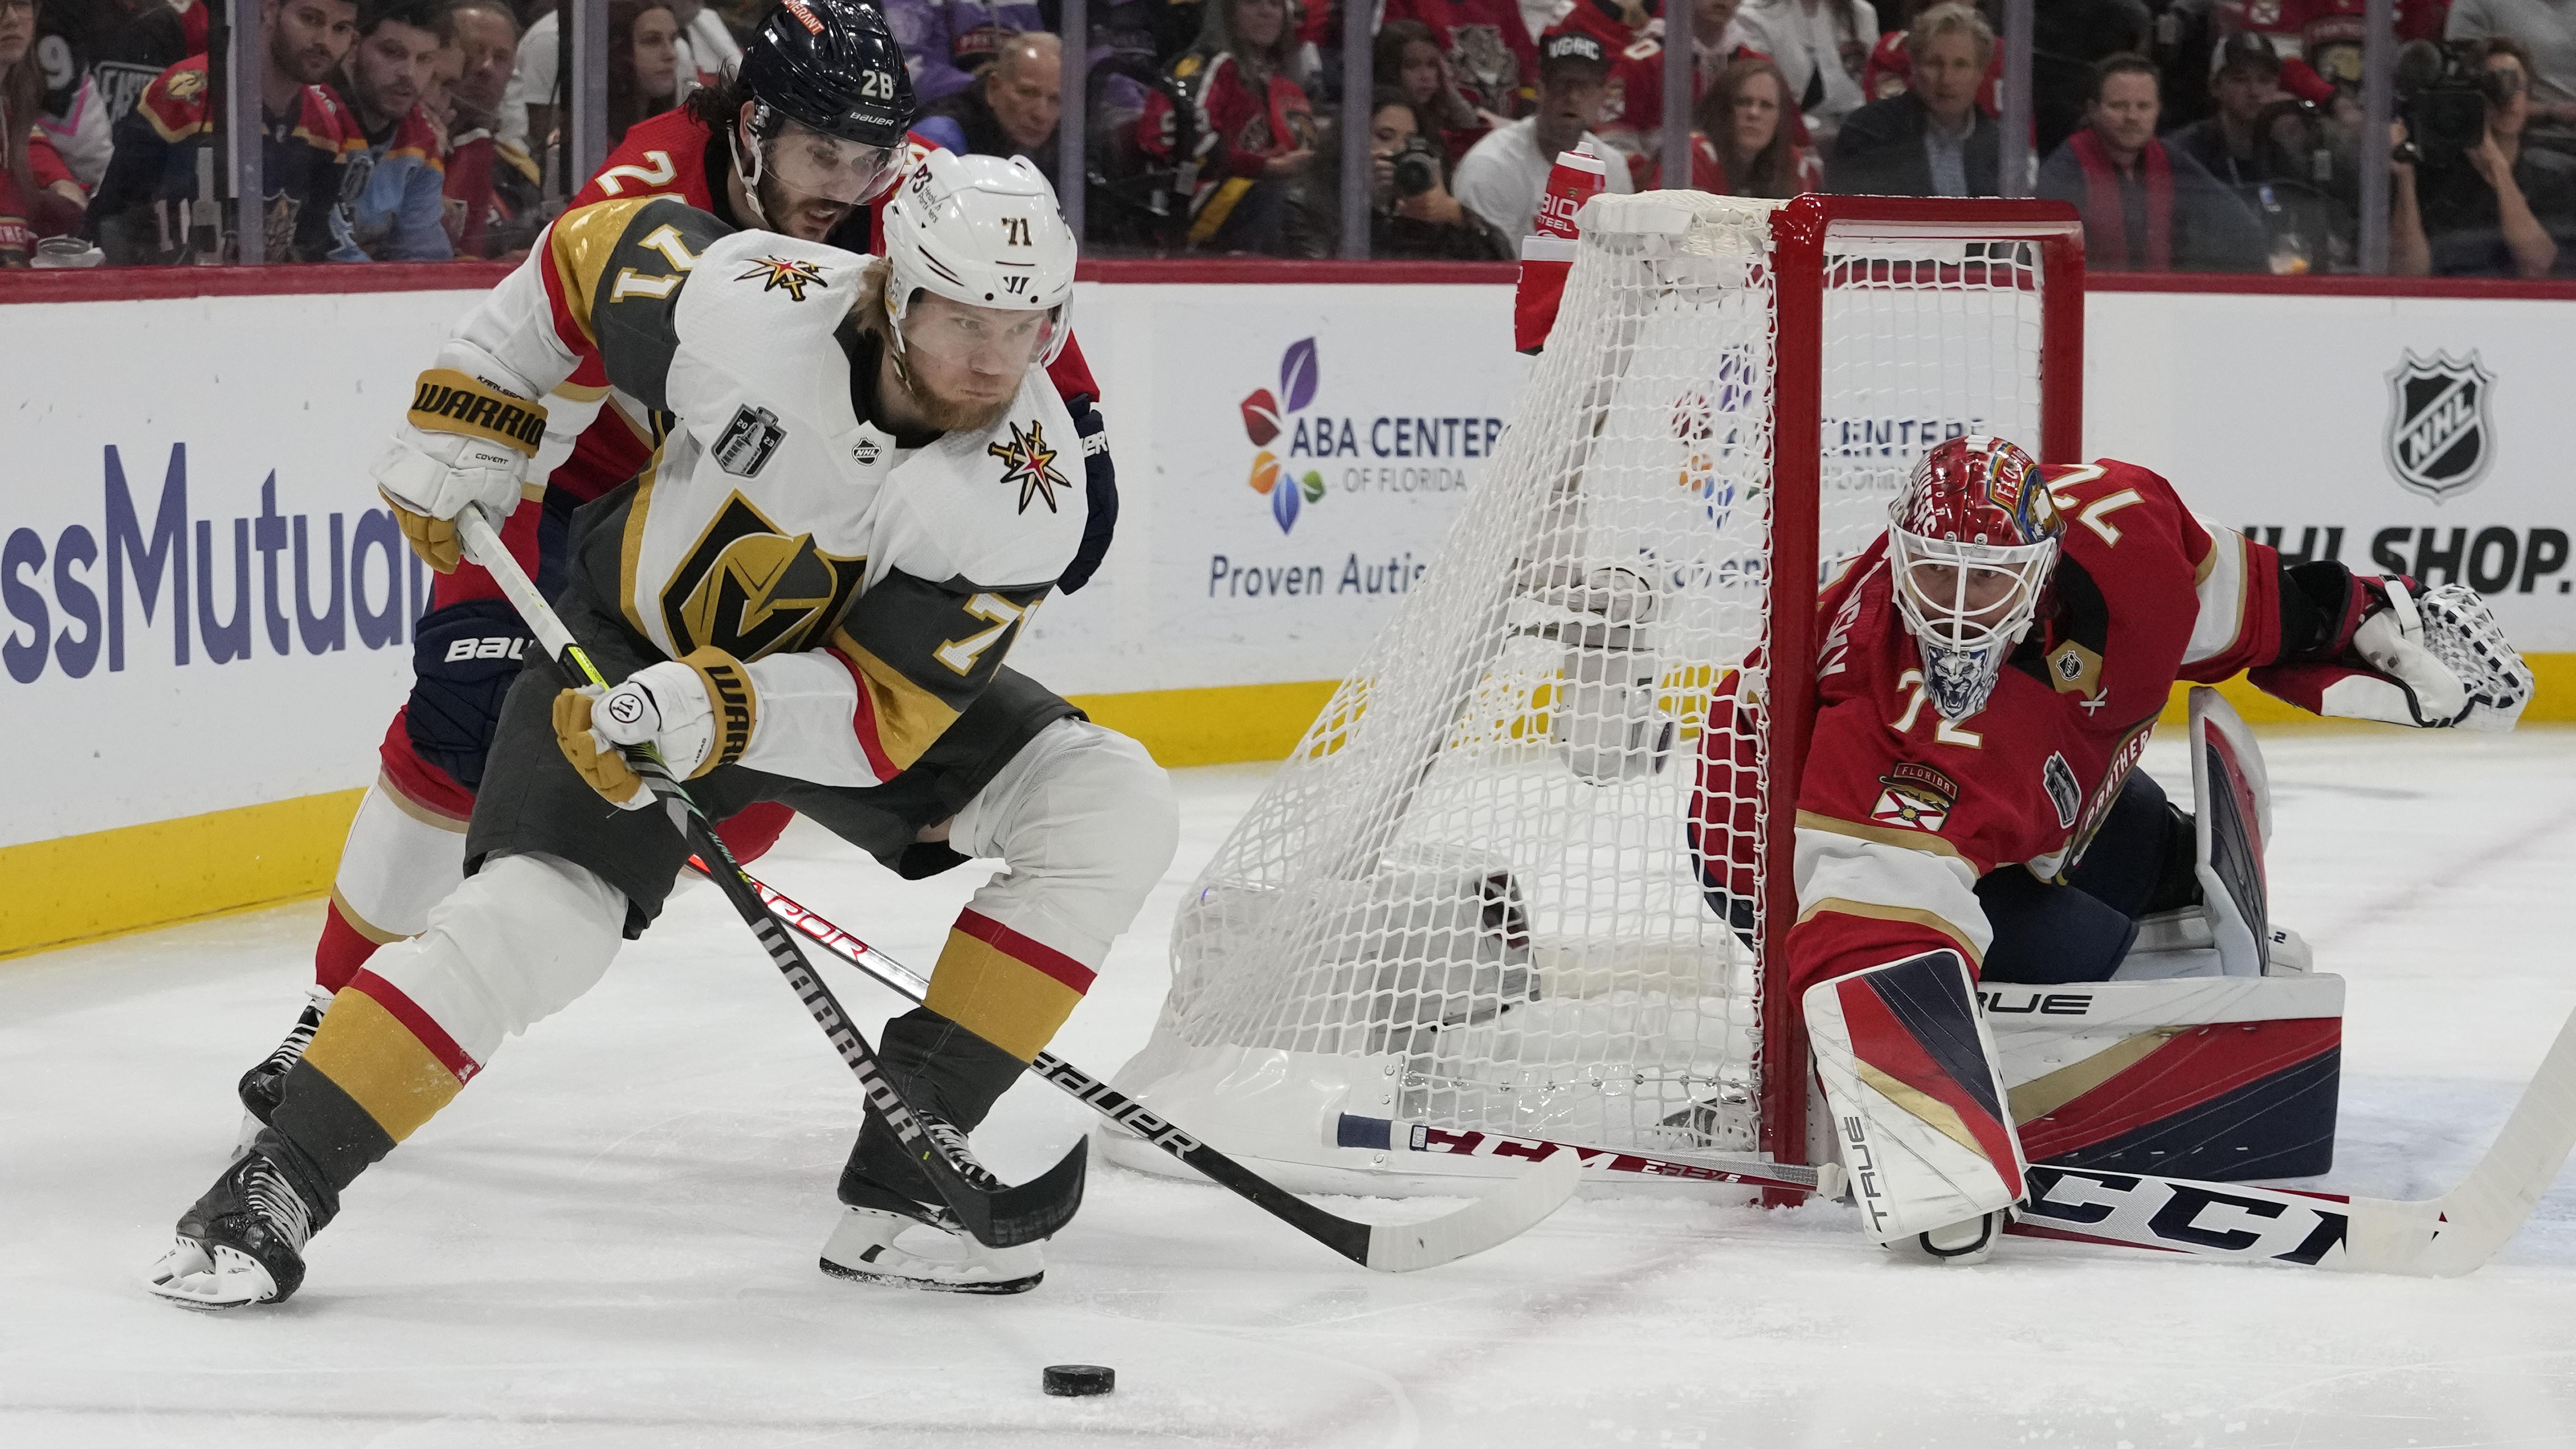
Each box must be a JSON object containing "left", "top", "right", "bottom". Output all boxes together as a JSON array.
[{"left": 877, "top": 151, "right": 1077, "bottom": 369}]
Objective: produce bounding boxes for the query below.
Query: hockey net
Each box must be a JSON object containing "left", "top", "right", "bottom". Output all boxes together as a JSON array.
[{"left": 1106, "top": 194, "right": 2083, "bottom": 1193}]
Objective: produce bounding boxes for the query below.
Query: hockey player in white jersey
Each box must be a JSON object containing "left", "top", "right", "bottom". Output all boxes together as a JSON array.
[{"left": 146, "top": 152, "right": 1179, "bottom": 1309}]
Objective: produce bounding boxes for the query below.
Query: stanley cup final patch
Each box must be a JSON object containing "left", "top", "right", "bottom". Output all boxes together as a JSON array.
[
  {"left": 2384, "top": 350, "right": 2494, "bottom": 502},
  {"left": 1871, "top": 761, "right": 1959, "bottom": 833},
  {"left": 715, "top": 405, "right": 786, "bottom": 478}
]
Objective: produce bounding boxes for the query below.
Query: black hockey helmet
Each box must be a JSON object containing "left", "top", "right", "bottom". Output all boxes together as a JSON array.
[{"left": 738, "top": 0, "right": 916, "bottom": 150}]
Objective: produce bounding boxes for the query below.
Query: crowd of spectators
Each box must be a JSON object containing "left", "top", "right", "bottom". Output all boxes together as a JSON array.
[{"left": 7, "top": 0, "right": 2576, "bottom": 272}]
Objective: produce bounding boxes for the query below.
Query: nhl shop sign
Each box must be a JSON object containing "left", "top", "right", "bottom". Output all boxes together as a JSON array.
[{"left": 2383, "top": 350, "right": 2494, "bottom": 503}]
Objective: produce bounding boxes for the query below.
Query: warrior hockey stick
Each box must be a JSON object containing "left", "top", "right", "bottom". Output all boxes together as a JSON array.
[
  {"left": 702, "top": 864, "right": 1584, "bottom": 1272},
  {"left": 454, "top": 508, "right": 1082, "bottom": 1249},
  {"left": 1342, "top": 1018, "right": 2576, "bottom": 1277}
]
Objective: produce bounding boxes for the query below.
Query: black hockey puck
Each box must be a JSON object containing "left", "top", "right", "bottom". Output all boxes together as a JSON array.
[{"left": 1043, "top": 1364, "right": 1115, "bottom": 1397}]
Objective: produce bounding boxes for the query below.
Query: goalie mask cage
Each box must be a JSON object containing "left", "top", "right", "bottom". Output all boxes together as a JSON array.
[{"left": 1106, "top": 194, "right": 2084, "bottom": 1197}]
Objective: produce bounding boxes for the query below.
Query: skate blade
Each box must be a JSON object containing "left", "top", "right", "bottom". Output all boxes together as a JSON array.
[
  {"left": 817, "top": 1254, "right": 1042, "bottom": 1295},
  {"left": 144, "top": 1239, "right": 281, "bottom": 1310}
]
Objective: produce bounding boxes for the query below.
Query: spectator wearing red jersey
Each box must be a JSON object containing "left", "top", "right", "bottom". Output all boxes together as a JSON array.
[
  {"left": 1137, "top": 0, "right": 1317, "bottom": 251},
  {"left": 86, "top": 0, "right": 363, "bottom": 263},
  {"left": 435, "top": 0, "right": 541, "bottom": 257},
  {"left": 1383, "top": 0, "right": 1541, "bottom": 117},
  {"left": 1655, "top": 53, "right": 1810, "bottom": 194},
  {"left": 1825, "top": 2, "right": 1996, "bottom": 196},
  {"left": 1376, "top": 17, "right": 1492, "bottom": 164},
  {"left": 330, "top": 0, "right": 453, "bottom": 260},
  {"left": 608, "top": 0, "right": 684, "bottom": 144},
  {"left": 2037, "top": 53, "right": 2266, "bottom": 271}
]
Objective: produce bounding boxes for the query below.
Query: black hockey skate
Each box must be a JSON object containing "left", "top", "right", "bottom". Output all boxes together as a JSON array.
[
  {"left": 236, "top": 984, "right": 335, "bottom": 1130},
  {"left": 145, "top": 1136, "right": 336, "bottom": 1309},
  {"left": 817, "top": 1008, "right": 1050, "bottom": 1295}
]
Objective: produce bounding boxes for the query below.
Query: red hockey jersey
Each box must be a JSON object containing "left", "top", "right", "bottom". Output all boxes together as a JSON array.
[{"left": 1693, "top": 460, "right": 2295, "bottom": 1000}]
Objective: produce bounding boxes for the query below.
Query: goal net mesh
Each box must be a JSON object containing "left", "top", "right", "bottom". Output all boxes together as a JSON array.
[{"left": 1124, "top": 193, "right": 2046, "bottom": 1174}]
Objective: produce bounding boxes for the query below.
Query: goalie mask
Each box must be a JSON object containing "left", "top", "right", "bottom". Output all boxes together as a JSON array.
[
  {"left": 877, "top": 151, "right": 1077, "bottom": 372},
  {"left": 1888, "top": 436, "right": 2063, "bottom": 721}
]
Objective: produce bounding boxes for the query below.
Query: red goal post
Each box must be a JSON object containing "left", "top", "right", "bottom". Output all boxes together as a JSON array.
[{"left": 1757, "top": 196, "right": 2087, "bottom": 1192}]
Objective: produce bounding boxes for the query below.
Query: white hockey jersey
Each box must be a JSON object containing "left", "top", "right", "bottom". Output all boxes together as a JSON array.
[{"left": 435, "top": 195, "right": 1084, "bottom": 788}]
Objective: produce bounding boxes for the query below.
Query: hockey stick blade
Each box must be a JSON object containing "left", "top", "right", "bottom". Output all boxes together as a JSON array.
[
  {"left": 456, "top": 509, "right": 1080, "bottom": 1249},
  {"left": 1354, "top": 1034, "right": 2576, "bottom": 1277},
  {"left": 718, "top": 864, "right": 1581, "bottom": 1271}
]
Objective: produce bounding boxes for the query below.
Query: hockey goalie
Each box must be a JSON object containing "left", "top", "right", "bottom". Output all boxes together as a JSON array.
[{"left": 1692, "top": 435, "right": 2535, "bottom": 1264}]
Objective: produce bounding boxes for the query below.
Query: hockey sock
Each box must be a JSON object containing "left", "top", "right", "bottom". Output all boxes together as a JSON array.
[
  {"left": 838, "top": 1006, "right": 1029, "bottom": 1214},
  {"left": 920, "top": 909, "right": 1098, "bottom": 1065},
  {"left": 268, "top": 972, "right": 479, "bottom": 1193}
]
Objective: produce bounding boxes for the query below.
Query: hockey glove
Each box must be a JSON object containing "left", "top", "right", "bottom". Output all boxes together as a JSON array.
[
  {"left": 1058, "top": 393, "right": 1117, "bottom": 595},
  {"left": 552, "top": 648, "right": 759, "bottom": 808},
  {"left": 371, "top": 368, "right": 550, "bottom": 573},
  {"left": 2253, "top": 579, "right": 2533, "bottom": 731}
]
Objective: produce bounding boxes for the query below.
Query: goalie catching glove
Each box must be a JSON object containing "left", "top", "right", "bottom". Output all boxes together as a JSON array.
[
  {"left": 553, "top": 649, "right": 760, "bottom": 808},
  {"left": 2254, "top": 577, "right": 2533, "bottom": 731},
  {"left": 370, "top": 365, "right": 550, "bottom": 572}
]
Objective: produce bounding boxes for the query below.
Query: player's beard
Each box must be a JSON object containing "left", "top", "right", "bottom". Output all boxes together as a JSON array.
[
  {"left": 903, "top": 379, "right": 1016, "bottom": 435},
  {"left": 753, "top": 171, "right": 854, "bottom": 243}
]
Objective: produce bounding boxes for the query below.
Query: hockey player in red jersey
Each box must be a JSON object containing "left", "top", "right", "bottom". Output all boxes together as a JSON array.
[
  {"left": 1692, "top": 435, "right": 2534, "bottom": 1263},
  {"left": 232, "top": 0, "right": 1121, "bottom": 1133}
]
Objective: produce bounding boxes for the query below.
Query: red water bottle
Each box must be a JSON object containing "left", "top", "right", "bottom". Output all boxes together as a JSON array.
[{"left": 1513, "top": 142, "right": 1607, "bottom": 355}]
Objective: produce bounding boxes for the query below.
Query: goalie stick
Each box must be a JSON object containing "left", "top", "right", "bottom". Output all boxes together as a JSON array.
[
  {"left": 700, "top": 863, "right": 1583, "bottom": 1272},
  {"left": 1338, "top": 1014, "right": 2576, "bottom": 1277},
  {"left": 454, "top": 508, "right": 1082, "bottom": 1250}
]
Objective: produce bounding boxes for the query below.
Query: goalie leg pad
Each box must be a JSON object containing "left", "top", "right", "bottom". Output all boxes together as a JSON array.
[{"left": 1805, "top": 949, "right": 2027, "bottom": 1245}]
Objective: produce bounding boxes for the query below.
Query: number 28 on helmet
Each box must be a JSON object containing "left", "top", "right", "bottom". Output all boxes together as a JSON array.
[{"left": 1886, "top": 435, "right": 2063, "bottom": 721}]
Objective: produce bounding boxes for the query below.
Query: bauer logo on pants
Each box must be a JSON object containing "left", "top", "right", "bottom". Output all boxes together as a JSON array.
[{"left": 2384, "top": 350, "right": 2494, "bottom": 502}]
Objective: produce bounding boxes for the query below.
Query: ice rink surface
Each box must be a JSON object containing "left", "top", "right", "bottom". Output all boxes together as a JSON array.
[{"left": 6, "top": 729, "right": 2576, "bottom": 1447}]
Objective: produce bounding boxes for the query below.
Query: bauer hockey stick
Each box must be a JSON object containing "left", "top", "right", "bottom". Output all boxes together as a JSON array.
[
  {"left": 1337, "top": 1025, "right": 2576, "bottom": 1277},
  {"left": 454, "top": 507, "right": 1083, "bottom": 1249},
  {"left": 700, "top": 863, "right": 1584, "bottom": 1272}
]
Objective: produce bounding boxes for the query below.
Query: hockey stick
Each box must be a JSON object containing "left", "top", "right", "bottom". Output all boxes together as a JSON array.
[
  {"left": 701, "top": 863, "right": 1584, "bottom": 1272},
  {"left": 454, "top": 508, "right": 1083, "bottom": 1249},
  {"left": 1341, "top": 1036, "right": 2576, "bottom": 1276}
]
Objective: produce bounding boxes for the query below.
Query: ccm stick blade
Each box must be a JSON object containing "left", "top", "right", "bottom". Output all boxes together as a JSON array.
[
  {"left": 720, "top": 864, "right": 1580, "bottom": 1271},
  {"left": 1344, "top": 1062, "right": 2576, "bottom": 1278},
  {"left": 456, "top": 509, "right": 1080, "bottom": 1249}
]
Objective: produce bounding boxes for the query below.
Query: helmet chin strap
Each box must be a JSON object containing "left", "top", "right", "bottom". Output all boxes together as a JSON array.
[{"left": 728, "top": 119, "right": 775, "bottom": 230}]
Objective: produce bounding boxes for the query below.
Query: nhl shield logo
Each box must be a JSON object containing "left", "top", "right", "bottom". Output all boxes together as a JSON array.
[{"left": 2383, "top": 350, "right": 2495, "bottom": 502}]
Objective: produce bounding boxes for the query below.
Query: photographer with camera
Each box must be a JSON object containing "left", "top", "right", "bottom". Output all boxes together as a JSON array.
[
  {"left": 1281, "top": 88, "right": 1510, "bottom": 259},
  {"left": 2391, "top": 36, "right": 2576, "bottom": 278}
]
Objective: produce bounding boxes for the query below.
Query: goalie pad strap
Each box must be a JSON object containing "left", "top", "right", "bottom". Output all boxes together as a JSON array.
[
  {"left": 1805, "top": 949, "right": 2026, "bottom": 1243},
  {"left": 407, "top": 368, "right": 548, "bottom": 456}
]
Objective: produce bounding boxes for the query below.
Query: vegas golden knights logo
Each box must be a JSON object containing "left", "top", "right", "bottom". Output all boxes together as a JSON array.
[{"left": 662, "top": 494, "right": 866, "bottom": 660}]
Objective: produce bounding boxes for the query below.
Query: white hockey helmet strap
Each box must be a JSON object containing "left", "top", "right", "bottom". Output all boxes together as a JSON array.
[{"left": 877, "top": 151, "right": 1076, "bottom": 368}]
